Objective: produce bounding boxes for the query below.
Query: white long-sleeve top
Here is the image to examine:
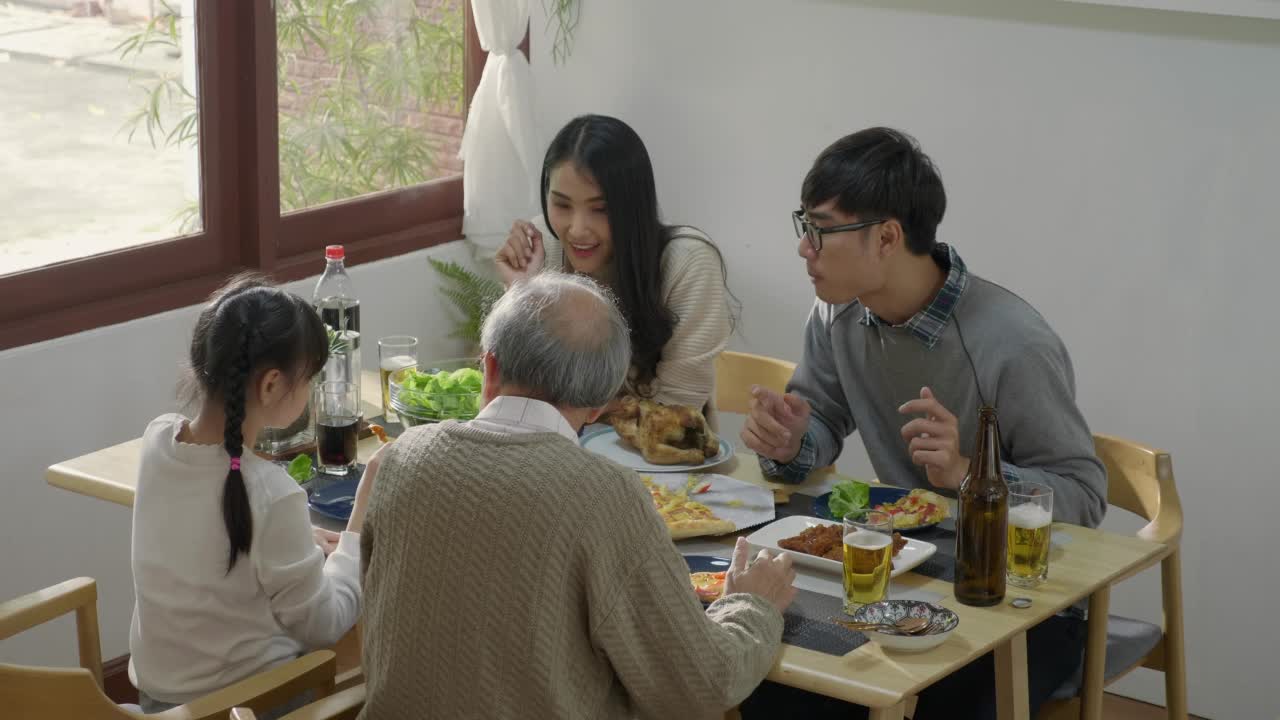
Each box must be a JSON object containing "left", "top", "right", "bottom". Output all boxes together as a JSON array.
[{"left": 128, "top": 414, "right": 361, "bottom": 704}]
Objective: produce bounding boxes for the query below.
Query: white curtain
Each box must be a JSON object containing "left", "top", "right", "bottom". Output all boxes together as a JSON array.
[{"left": 460, "top": 0, "right": 540, "bottom": 262}]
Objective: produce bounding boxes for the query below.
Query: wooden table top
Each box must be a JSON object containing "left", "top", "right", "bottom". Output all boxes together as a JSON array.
[{"left": 44, "top": 373, "right": 1166, "bottom": 714}]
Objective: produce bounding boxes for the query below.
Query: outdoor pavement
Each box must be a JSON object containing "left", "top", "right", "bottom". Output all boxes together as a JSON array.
[{"left": 0, "top": 1, "right": 191, "bottom": 276}]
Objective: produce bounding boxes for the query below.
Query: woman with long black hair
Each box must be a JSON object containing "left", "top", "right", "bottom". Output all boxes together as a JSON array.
[{"left": 496, "top": 114, "right": 734, "bottom": 414}]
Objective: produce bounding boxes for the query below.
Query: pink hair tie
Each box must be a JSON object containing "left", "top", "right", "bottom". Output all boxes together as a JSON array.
[{"left": 229, "top": 457, "right": 241, "bottom": 471}]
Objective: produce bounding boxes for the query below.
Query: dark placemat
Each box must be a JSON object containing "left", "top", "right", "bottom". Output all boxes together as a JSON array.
[
  {"left": 779, "top": 493, "right": 959, "bottom": 583},
  {"left": 905, "top": 522, "right": 957, "bottom": 583},
  {"left": 308, "top": 463, "right": 367, "bottom": 490},
  {"left": 781, "top": 587, "right": 869, "bottom": 656},
  {"left": 775, "top": 491, "right": 820, "bottom": 520}
]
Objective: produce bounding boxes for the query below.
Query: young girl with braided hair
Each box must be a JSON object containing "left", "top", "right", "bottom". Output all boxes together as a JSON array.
[{"left": 129, "top": 273, "right": 389, "bottom": 716}]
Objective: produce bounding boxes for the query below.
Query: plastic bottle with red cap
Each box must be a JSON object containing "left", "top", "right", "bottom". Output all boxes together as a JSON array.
[{"left": 314, "top": 244, "right": 361, "bottom": 391}]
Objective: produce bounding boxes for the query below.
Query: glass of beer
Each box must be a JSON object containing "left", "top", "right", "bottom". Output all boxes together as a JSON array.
[
  {"left": 377, "top": 335, "right": 418, "bottom": 422},
  {"left": 315, "top": 381, "right": 360, "bottom": 475},
  {"left": 842, "top": 509, "right": 894, "bottom": 613},
  {"left": 1007, "top": 481, "right": 1054, "bottom": 588}
]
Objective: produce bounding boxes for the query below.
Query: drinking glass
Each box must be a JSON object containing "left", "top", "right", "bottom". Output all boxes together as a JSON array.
[
  {"left": 1007, "top": 481, "right": 1054, "bottom": 588},
  {"left": 315, "top": 381, "right": 360, "bottom": 475},
  {"left": 378, "top": 335, "right": 419, "bottom": 422},
  {"left": 843, "top": 509, "right": 894, "bottom": 613}
]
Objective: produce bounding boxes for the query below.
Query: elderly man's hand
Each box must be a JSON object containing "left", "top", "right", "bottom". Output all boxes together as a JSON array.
[{"left": 721, "top": 537, "right": 797, "bottom": 612}]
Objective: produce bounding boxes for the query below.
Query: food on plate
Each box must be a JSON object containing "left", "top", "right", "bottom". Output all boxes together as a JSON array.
[
  {"left": 605, "top": 396, "right": 720, "bottom": 465},
  {"left": 689, "top": 571, "right": 727, "bottom": 602},
  {"left": 826, "top": 480, "right": 870, "bottom": 518},
  {"left": 641, "top": 476, "right": 735, "bottom": 539},
  {"left": 395, "top": 366, "right": 483, "bottom": 420},
  {"left": 778, "top": 523, "right": 906, "bottom": 562},
  {"left": 286, "top": 454, "right": 314, "bottom": 484},
  {"left": 368, "top": 423, "right": 390, "bottom": 444},
  {"left": 875, "top": 489, "right": 950, "bottom": 529}
]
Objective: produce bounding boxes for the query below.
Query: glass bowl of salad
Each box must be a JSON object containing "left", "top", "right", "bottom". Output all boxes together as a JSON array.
[{"left": 388, "top": 358, "right": 483, "bottom": 427}]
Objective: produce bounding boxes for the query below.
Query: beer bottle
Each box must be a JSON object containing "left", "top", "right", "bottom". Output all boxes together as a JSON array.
[{"left": 954, "top": 406, "right": 1009, "bottom": 606}]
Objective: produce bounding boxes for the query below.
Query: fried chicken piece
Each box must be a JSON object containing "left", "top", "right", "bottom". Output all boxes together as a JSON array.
[
  {"left": 778, "top": 524, "right": 843, "bottom": 559},
  {"left": 778, "top": 526, "right": 908, "bottom": 563}
]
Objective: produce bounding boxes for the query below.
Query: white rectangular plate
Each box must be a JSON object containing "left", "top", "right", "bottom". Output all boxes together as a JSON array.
[{"left": 744, "top": 515, "right": 937, "bottom": 578}]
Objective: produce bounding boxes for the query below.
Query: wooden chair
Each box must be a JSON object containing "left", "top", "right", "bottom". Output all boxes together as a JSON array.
[
  {"left": 234, "top": 684, "right": 366, "bottom": 720},
  {"left": 1038, "top": 434, "right": 1188, "bottom": 720},
  {"left": 0, "top": 577, "right": 338, "bottom": 720},
  {"left": 714, "top": 350, "right": 797, "bottom": 414}
]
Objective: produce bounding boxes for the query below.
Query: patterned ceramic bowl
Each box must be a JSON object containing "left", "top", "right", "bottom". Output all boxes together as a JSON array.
[{"left": 849, "top": 599, "right": 959, "bottom": 652}]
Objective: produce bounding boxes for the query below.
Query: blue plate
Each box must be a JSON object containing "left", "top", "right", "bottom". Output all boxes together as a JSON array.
[
  {"left": 813, "top": 485, "right": 944, "bottom": 532},
  {"left": 684, "top": 554, "right": 732, "bottom": 573},
  {"left": 307, "top": 477, "right": 360, "bottom": 521}
]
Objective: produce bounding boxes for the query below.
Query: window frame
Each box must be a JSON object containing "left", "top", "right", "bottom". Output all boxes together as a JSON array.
[{"left": 0, "top": 0, "right": 488, "bottom": 351}]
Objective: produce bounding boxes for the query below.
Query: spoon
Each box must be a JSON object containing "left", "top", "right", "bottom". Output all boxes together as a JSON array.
[{"left": 832, "top": 616, "right": 932, "bottom": 635}]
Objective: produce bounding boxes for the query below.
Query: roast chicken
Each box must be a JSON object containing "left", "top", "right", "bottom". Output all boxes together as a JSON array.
[{"left": 605, "top": 397, "right": 720, "bottom": 465}]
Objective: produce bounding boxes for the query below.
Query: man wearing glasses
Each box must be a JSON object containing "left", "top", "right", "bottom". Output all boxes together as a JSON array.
[{"left": 739, "top": 128, "right": 1106, "bottom": 719}]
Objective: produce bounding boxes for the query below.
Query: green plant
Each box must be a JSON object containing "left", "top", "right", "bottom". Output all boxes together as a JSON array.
[
  {"left": 428, "top": 258, "right": 503, "bottom": 345},
  {"left": 326, "top": 325, "right": 351, "bottom": 356},
  {"left": 119, "top": 0, "right": 465, "bottom": 229},
  {"left": 276, "top": 0, "right": 464, "bottom": 211},
  {"left": 543, "top": 0, "right": 581, "bottom": 64}
]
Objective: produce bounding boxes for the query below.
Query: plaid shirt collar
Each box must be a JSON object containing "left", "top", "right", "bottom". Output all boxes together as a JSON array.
[{"left": 859, "top": 243, "right": 968, "bottom": 349}]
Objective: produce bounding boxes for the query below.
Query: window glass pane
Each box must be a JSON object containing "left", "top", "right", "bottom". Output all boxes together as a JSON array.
[
  {"left": 277, "top": 0, "right": 465, "bottom": 214},
  {"left": 0, "top": 0, "right": 202, "bottom": 277}
]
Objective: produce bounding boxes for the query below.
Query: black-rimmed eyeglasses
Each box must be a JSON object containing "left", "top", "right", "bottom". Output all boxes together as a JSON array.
[{"left": 791, "top": 210, "right": 886, "bottom": 252}]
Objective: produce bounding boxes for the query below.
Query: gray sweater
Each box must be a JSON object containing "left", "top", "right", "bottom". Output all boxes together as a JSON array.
[{"left": 764, "top": 253, "right": 1106, "bottom": 528}]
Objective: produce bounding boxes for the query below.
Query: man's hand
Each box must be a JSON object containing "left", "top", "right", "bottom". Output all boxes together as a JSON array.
[
  {"left": 722, "top": 538, "right": 797, "bottom": 612},
  {"left": 741, "top": 386, "right": 811, "bottom": 463},
  {"left": 899, "top": 386, "right": 969, "bottom": 490}
]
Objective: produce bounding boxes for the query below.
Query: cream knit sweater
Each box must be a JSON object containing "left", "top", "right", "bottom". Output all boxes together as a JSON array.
[{"left": 358, "top": 421, "right": 783, "bottom": 720}]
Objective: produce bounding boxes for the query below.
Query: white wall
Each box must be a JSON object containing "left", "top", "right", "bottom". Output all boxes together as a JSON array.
[
  {"left": 0, "top": 240, "right": 473, "bottom": 667},
  {"left": 530, "top": 1, "right": 1280, "bottom": 717}
]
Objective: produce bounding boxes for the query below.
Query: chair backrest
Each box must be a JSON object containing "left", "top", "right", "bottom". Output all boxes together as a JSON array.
[
  {"left": 0, "top": 576, "right": 103, "bottom": 686},
  {"left": 0, "top": 664, "right": 141, "bottom": 719},
  {"left": 0, "top": 576, "right": 140, "bottom": 719},
  {"left": 1, "top": 576, "right": 339, "bottom": 720},
  {"left": 714, "top": 351, "right": 797, "bottom": 415},
  {"left": 1093, "top": 433, "right": 1183, "bottom": 546}
]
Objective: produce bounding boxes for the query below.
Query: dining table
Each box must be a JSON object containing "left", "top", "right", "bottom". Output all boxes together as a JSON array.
[{"left": 45, "top": 372, "right": 1167, "bottom": 720}]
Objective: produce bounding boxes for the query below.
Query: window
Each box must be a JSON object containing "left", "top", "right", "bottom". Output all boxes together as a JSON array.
[
  {"left": 0, "top": 2, "right": 202, "bottom": 277},
  {"left": 277, "top": 0, "right": 466, "bottom": 212},
  {"left": 0, "top": 0, "right": 481, "bottom": 350}
]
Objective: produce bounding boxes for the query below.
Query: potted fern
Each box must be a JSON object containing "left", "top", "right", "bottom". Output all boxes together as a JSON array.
[{"left": 429, "top": 258, "right": 504, "bottom": 353}]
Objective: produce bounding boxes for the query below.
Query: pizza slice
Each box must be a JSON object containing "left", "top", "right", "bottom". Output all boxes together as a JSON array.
[
  {"left": 642, "top": 476, "right": 736, "bottom": 539},
  {"left": 689, "top": 571, "right": 727, "bottom": 602}
]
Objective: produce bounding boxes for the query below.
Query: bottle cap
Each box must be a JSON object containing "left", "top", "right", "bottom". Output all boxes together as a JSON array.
[
  {"left": 325, "top": 245, "right": 345, "bottom": 261},
  {"left": 1010, "top": 597, "right": 1032, "bottom": 609}
]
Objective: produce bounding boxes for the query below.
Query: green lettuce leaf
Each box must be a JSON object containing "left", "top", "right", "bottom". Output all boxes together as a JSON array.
[
  {"left": 827, "top": 480, "right": 870, "bottom": 518},
  {"left": 287, "top": 454, "right": 313, "bottom": 484}
]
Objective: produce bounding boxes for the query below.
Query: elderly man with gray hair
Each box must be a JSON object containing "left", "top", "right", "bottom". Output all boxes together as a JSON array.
[{"left": 357, "top": 272, "right": 796, "bottom": 720}]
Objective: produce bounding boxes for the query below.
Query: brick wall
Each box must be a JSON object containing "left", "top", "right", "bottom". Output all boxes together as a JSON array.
[{"left": 278, "top": 0, "right": 465, "bottom": 180}]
